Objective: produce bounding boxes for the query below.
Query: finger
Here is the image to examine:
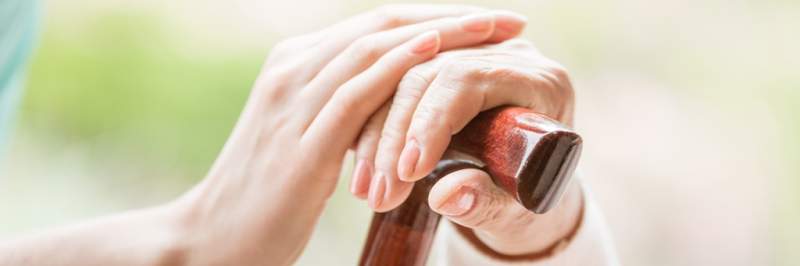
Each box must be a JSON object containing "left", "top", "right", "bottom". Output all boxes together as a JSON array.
[
  {"left": 297, "top": 11, "right": 526, "bottom": 128},
  {"left": 485, "top": 10, "right": 528, "bottom": 43},
  {"left": 350, "top": 102, "right": 390, "bottom": 199},
  {"left": 363, "top": 50, "right": 489, "bottom": 189},
  {"left": 365, "top": 62, "right": 437, "bottom": 211},
  {"left": 432, "top": 168, "right": 584, "bottom": 255},
  {"left": 428, "top": 168, "right": 533, "bottom": 232},
  {"left": 283, "top": 4, "right": 488, "bottom": 80},
  {"left": 310, "top": 4, "right": 486, "bottom": 46},
  {"left": 300, "top": 31, "right": 441, "bottom": 171},
  {"left": 399, "top": 59, "right": 544, "bottom": 182},
  {"left": 366, "top": 47, "right": 487, "bottom": 199},
  {"left": 367, "top": 48, "right": 533, "bottom": 211}
]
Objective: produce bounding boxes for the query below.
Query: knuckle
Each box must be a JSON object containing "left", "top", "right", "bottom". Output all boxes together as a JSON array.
[
  {"left": 442, "top": 61, "right": 485, "bottom": 83},
  {"left": 414, "top": 103, "right": 444, "bottom": 125},
  {"left": 442, "top": 60, "right": 503, "bottom": 94},
  {"left": 540, "top": 61, "right": 574, "bottom": 100},
  {"left": 402, "top": 67, "right": 432, "bottom": 87},
  {"left": 325, "top": 95, "right": 362, "bottom": 122},
  {"left": 263, "top": 65, "right": 295, "bottom": 84},
  {"left": 255, "top": 67, "right": 295, "bottom": 102},
  {"left": 379, "top": 122, "right": 406, "bottom": 140},
  {"left": 459, "top": 59, "right": 520, "bottom": 85},
  {"left": 471, "top": 195, "right": 504, "bottom": 229},
  {"left": 397, "top": 70, "right": 430, "bottom": 98},
  {"left": 547, "top": 61, "right": 571, "bottom": 85},
  {"left": 509, "top": 208, "right": 537, "bottom": 228},
  {"left": 393, "top": 93, "right": 422, "bottom": 112},
  {"left": 481, "top": 65, "right": 521, "bottom": 83},
  {"left": 412, "top": 103, "right": 452, "bottom": 134},
  {"left": 260, "top": 86, "right": 288, "bottom": 105},
  {"left": 348, "top": 36, "right": 383, "bottom": 63}
]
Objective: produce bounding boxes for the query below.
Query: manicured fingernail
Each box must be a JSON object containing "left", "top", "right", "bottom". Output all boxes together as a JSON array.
[
  {"left": 493, "top": 10, "right": 528, "bottom": 25},
  {"left": 492, "top": 10, "right": 527, "bottom": 37},
  {"left": 350, "top": 159, "right": 372, "bottom": 198},
  {"left": 438, "top": 187, "right": 475, "bottom": 216},
  {"left": 411, "top": 30, "right": 440, "bottom": 54},
  {"left": 459, "top": 13, "right": 494, "bottom": 32},
  {"left": 398, "top": 138, "right": 420, "bottom": 181},
  {"left": 368, "top": 172, "right": 386, "bottom": 209}
]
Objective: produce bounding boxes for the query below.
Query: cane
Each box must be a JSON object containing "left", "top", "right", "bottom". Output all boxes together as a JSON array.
[{"left": 358, "top": 106, "right": 582, "bottom": 266}]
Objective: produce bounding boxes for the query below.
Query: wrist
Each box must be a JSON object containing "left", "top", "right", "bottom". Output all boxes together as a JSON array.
[
  {"left": 138, "top": 202, "right": 193, "bottom": 266},
  {"left": 161, "top": 173, "right": 334, "bottom": 266},
  {"left": 159, "top": 183, "right": 238, "bottom": 265},
  {"left": 471, "top": 181, "right": 584, "bottom": 256},
  {"left": 157, "top": 192, "right": 245, "bottom": 266}
]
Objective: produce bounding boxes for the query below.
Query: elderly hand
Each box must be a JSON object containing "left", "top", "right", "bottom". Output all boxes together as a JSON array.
[{"left": 349, "top": 38, "right": 583, "bottom": 256}]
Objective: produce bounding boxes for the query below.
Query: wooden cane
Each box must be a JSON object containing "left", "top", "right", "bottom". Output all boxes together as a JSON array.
[{"left": 358, "top": 106, "right": 582, "bottom": 266}]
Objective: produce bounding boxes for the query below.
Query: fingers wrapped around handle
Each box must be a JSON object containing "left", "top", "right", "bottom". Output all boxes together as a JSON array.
[{"left": 428, "top": 168, "right": 584, "bottom": 256}]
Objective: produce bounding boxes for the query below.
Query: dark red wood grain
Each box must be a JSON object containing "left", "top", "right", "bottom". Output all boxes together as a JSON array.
[{"left": 358, "top": 106, "right": 582, "bottom": 266}]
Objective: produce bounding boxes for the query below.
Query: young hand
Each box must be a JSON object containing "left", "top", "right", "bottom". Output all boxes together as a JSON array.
[{"left": 172, "top": 5, "right": 526, "bottom": 265}]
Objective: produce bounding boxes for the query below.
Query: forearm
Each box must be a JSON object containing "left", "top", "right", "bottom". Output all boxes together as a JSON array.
[
  {"left": 0, "top": 204, "right": 184, "bottom": 266},
  {"left": 0, "top": 175, "right": 331, "bottom": 266}
]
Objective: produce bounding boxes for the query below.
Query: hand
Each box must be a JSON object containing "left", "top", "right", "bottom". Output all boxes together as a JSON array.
[
  {"left": 168, "top": 5, "right": 527, "bottom": 265},
  {"left": 349, "top": 39, "right": 582, "bottom": 255}
]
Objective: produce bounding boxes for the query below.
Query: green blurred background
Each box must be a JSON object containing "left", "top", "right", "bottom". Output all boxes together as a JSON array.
[{"left": 1, "top": 0, "right": 797, "bottom": 265}]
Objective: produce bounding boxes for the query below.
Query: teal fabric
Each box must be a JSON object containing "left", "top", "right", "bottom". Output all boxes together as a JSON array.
[{"left": 0, "top": 0, "right": 38, "bottom": 155}]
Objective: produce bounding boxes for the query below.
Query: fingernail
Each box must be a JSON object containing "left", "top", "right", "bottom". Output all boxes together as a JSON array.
[
  {"left": 411, "top": 30, "right": 440, "bottom": 54},
  {"left": 368, "top": 172, "right": 386, "bottom": 209},
  {"left": 438, "top": 187, "right": 475, "bottom": 217},
  {"left": 492, "top": 10, "right": 527, "bottom": 37},
  {"left": 459, "top": 13, "right": 494, "bottom": 32},
  {"left": 398, "top": 138, "right": 421, "bottom": 181},
  {"left": 350, "top": 159, "right": 372, "bottom": 198}
]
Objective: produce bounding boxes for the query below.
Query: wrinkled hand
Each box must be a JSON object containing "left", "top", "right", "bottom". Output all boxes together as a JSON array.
[
  {"left": 350, "top": 39, "right": 583, "bottom": 255},
  {"left": 168, "top": 5, "right": 527, "bottom": 265}
]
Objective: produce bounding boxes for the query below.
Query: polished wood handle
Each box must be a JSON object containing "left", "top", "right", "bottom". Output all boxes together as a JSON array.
[{"left": 359, "top": 106, "right": 582, "bottom": 266}]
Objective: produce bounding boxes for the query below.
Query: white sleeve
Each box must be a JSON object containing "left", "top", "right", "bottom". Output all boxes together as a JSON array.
[{"left": 434, "top": 185, "right": 619, "bottom": 266}]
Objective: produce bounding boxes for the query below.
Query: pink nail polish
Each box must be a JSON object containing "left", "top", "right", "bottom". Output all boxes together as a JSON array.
[
  {"left": 350, "top": 159, "right": 372, "bottom": 198},
  {"left": 493, "top": 10, "right": 528, "bottom": 26},
  {"left": 492, "top": 11, "right": 527, "bottom": 39},
  {"left": 459, "top": 13, "right": 494, "bottom": 32},
  {"left": 411, "top": 31, "right": 440, "bottom": 54},
  {"left": 437, "top": 187, "right": 475, "bottom": 217},
  {"left": 368, "top": 173, "right": 386, "bottom": 209},
  {"left": 398, "top": 138, "right": 421, "bottom": 181}
]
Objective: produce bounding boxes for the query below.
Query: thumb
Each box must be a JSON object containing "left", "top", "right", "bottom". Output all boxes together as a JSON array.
[{"left": 427, "top": 168, "right": 535, "bottom": 233}]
